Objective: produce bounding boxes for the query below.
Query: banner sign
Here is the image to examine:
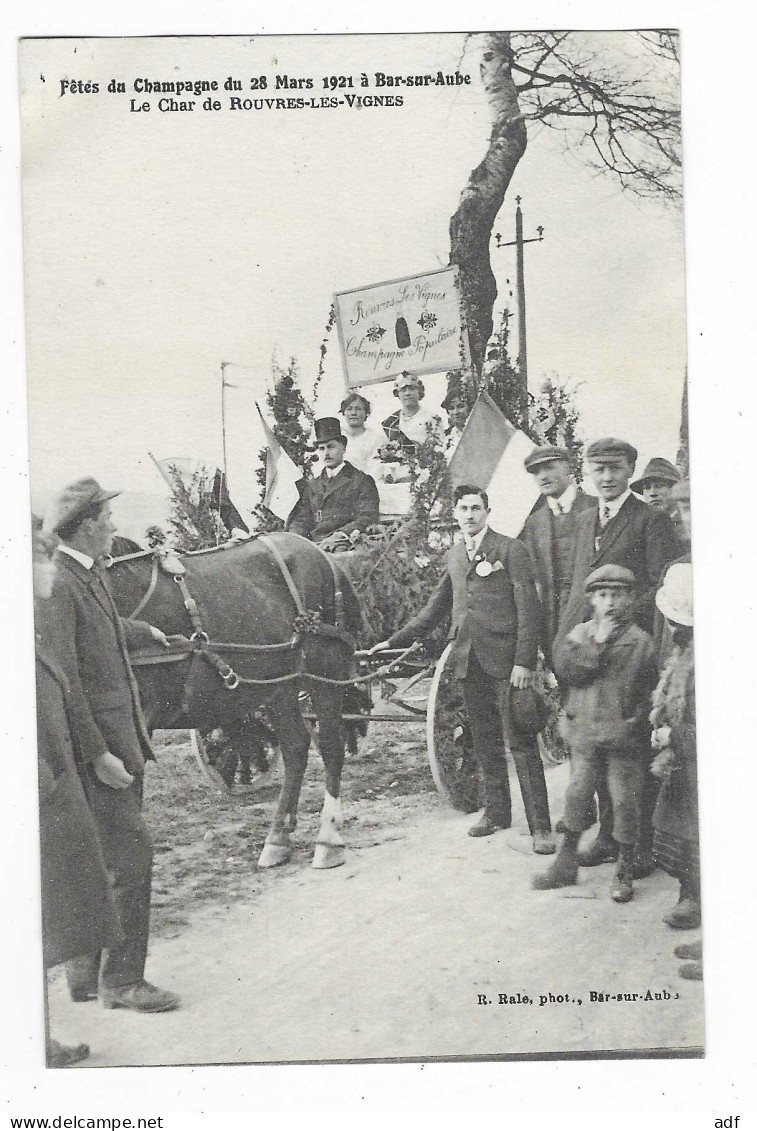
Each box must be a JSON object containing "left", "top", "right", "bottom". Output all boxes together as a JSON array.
[{"left": 334, "top": 266, "right": 469, "bottom": 389}]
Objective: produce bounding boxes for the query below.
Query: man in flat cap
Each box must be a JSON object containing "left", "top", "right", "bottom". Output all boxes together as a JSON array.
[
  {"left": 39, "top": 477, "right": 180, "bottom": 1013},
  {"left": 519, "top": 446, "right": 595, "bottom": 669},
  {"left": 534, "top": 565, "right": 657, "bottom": 903},
  {"left": 556, "top": 439, "right": 679, "bottom": 874},
  {"left": 286, "top": 417, "right": 380, "bottom": 549}
]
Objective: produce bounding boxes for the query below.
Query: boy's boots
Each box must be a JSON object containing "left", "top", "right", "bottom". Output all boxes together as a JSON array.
[
  {"left": 610, "top": 844, "right": 635, "bottom": 903},
  {"left": 532, "top": 831, "right": 580, "bottom": 889},
  {"left": 577, "top": 829, "right": 619, "bottom": 866}
]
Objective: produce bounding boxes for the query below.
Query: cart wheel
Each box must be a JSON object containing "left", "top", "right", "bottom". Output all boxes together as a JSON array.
[
  {"left": 190, "top": 726, "right": 281, "bottom": 797},
  {"left": 426, "top": 642, "right": 483, "bottom": 813}
]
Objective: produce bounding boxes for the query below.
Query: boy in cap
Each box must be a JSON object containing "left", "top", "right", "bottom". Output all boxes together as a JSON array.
[
  {"left": 519, "top": 446, "right": 595, "bottom": 669},
  {"left": 286, "top": 417, "right": 380, "bottom": 548},
  {"left": 534, "top": 565, "right": 657, "bottom": 902}
]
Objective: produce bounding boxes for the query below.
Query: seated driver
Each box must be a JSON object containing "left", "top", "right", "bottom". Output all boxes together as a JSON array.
[{"left": 286, "top": 416, "right": 380, "bottom": 548}]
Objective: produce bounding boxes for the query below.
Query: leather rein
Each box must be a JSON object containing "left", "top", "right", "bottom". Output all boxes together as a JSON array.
[{"left": 105, "top": 536, "right": 415, "bottom": 692}]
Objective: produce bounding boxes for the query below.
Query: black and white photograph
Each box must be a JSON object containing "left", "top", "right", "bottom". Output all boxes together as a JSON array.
[{"left": 16, "top": 27, "right": 705, "bottom": 1073}]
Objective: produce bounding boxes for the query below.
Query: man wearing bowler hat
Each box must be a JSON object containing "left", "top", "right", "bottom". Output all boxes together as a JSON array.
[
  {"left": 286, "top": 417, "right": 380, "bottom": 547},
  {"left": 368, "top": 484, "right": 554, "bottom": 853},
  {"left": 519, "top": 446, "right": 595, "bottom": 669},
  {"left": 556, "top": 438, "right": 679, "bottom": 875},
  {"left": 39, "top": 477, "right": 180, "bottom": 1013}
]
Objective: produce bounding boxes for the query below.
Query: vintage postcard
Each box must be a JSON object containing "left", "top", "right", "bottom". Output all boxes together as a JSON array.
[{"left": 19, "top": 30, "right": 700, "bottom": 1068}]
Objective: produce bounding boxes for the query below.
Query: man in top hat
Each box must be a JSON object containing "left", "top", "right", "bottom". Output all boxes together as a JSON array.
[
  {"left": 519, "top": 446, "right": 595, "bottom": 669},
  {"left": 368, "top": 484, "right": 554, "bottom": 853},
  {"left": 630, "top": 456, "right": 681, "bottom": 511},
  {"left": 38, "top": 477, "right": 180, "bottom": 1013},
  {"left": 556, "top": 438, "right": 679, "bottom": 874},
  {"left": 286, "top": 417, "right": 380, "bottom": 547},
  {"left": 381, "top": 372, "right": 440, "bottom": 453}
]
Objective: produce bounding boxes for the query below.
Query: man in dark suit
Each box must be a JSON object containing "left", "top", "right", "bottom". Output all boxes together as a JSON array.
[
  {"left": 555, "top": 438, "right": 680, "bottom": 873},
  {"left": 370, "top": 484, "right": 554, "bottom": 852},
  {"left": 39, "top": 477, "right": 180, "bottom": 1013},
  {"left": 286, "top": 417, "right": 380, "bottom": 548},
  {"left": 519, "top": 446, "right": 595, "bottom": 669}
]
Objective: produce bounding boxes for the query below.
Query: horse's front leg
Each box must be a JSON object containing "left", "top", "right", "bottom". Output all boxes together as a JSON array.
[
  {"left": 257, "top": 691, "right": 310, "bottom": 869},
  {"left": 310, "top": 684, "right": 346, "bottom": 870}
]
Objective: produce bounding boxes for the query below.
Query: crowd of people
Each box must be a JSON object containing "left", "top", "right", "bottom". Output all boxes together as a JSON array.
[
  {"left": 32, "top": 374, "right": 700, "bottom": 1067},
  {"left": 369, "top": 430, "right": 699, "bottom": 982}
]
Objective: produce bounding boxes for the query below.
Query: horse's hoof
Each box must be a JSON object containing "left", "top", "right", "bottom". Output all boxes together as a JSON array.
[
  {"left": 258, "top": 842, "right": 291, "bottom": 868},
  {"left": 312, "top": 843, "right": 346, "bottom": 870}
]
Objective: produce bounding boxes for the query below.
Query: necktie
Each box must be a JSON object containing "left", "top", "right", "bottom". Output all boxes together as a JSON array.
[
  {"left": 554, "top": 499, "right": 564, "bottom": 515},
  {"left": 600, "top": 502, "right": 612, "bottom": 527},
  {"left": 465, "top": 537, "right": 476, "bottom": 561}
]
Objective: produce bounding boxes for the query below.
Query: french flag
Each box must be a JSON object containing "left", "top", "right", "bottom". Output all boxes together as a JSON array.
[
  {"left": 447, "top": 390, "right": 539, "bottom": 536},
  {"left": 256, "top": 404, "right": 304, "bottom": 521}
]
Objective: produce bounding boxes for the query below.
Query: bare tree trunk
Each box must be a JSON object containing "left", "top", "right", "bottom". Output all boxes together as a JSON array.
[{"left": 449, "top": 33, "right": 527, "bottom": 380}]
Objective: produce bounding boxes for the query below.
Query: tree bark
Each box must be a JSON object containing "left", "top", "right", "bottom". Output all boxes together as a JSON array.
[{"left": 449, "top": 33, "right": 527, "bottom": 380}]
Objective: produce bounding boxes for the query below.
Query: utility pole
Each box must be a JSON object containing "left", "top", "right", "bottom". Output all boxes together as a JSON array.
[
  {"left": 220, "top": 361, "right": 229, "bottom": 481},
  {"left": 495, "top": 197, "right": 544, "bottom": 387}
]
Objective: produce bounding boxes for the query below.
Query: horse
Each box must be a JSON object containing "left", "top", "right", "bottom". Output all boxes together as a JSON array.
[{"left": 105, "top": 532, "right": 365, "bottom": 870}]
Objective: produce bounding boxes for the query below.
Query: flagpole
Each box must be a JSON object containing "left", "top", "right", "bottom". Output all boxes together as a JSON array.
[
  {"left": 148, "top": 449, "right": 176, "bottom": 492},
  {"left": 220, "top": 361, "right": 229, "bottom": 481}
]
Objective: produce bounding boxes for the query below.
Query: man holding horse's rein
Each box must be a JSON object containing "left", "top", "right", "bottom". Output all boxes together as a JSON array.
[
  {"left": 370, "top": 484, "right": 555, "bottom": 854},
  {"left": 39, "top": 477, "right": 180, "bottom": 1013}
]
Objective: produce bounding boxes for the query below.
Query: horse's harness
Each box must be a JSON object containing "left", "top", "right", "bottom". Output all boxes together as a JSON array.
[{"left": 107, "top": 536, "right": 417, "bottom": 698}]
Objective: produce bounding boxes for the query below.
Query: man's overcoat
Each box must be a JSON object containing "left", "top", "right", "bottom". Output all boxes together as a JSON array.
[
  {"left": 38, "top": 551, "right": 156, "bottom": 776},
  {"left": 36, "top": 640, "right": 123, "bottom": 969},
  {"left": 557, "top": 494, "right": 679, "bottom": 644},
  {"left": 286, "top": 461, "right": 379, "bottom": 543},
  {"left": 519, "top": 488, "right": 595, "bottom": 665},
  {"left": 386, "top": 527, "right": 540, "bottom": 680}
]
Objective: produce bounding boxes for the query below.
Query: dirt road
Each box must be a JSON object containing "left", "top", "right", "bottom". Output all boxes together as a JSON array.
[{"left": 47, "top": 759, "right": 703, "bottom": 1066}]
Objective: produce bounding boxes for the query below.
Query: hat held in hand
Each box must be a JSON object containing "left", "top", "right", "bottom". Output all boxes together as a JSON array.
[{"left": 508, "top": 684, "right": 549, "bottom": 737}]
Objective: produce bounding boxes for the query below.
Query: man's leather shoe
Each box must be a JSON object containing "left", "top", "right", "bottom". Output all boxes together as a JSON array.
[
  {"left": 468, "top": 814, "right": 509, "bottom": 838},
  {"left": 532, "top": 831, "right": 556, "bottom": 855},
  {"left": 69, "top": 988, "right": 98, "bottom": 1003},
  {"left": 47, "top": 1039, "right": 90, "bottom": 1068},
  {"left": 663, "top": 898, "right": 701, "bottom": 930},
  {"left": 674, "top": 940, "right": 702, "bottom": 962},
  {"left": 101, "top": 980, "right": 180, "bottom": 1013},
  {"left": 678, "top": 961, "right": 703, "bottom": 981},
  {"left": 577, "top": 835, "right": 618, "bottom": 867}
]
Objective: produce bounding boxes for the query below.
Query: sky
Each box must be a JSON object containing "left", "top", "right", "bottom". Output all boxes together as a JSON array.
[{"left": 20, "top": 32, "right": 686, "bottom": 534}]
